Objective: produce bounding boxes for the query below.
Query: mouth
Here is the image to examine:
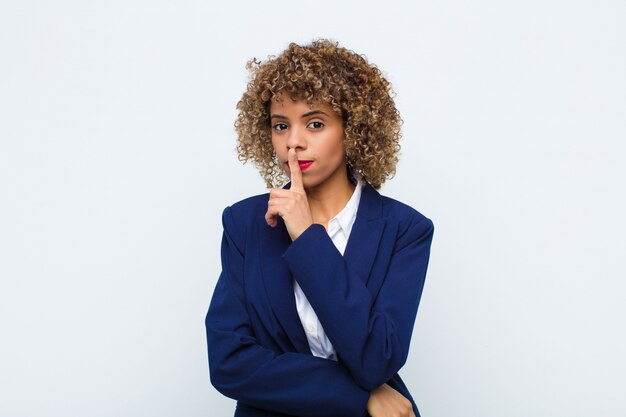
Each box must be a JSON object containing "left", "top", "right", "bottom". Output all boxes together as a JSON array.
[{"left": 285, "top": 160, "right": 314, "bottom": 171}]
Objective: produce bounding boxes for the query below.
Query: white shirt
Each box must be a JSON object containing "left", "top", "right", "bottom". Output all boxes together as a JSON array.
[{"left": 292, "top": 178, "right": 364, "bottom": 360}]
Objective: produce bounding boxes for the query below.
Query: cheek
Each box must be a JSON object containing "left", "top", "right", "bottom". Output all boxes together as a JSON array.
[
  {"left": 330, "top": 138, "right": 346, "bottom": 160},
  {"left": 270, "top": 138, "right": 287, "bottom": 171},
  {"left": 270, "top": 137, "right": 282, "bottom": 156}
]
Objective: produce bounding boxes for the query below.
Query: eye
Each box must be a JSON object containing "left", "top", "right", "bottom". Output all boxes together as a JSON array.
[
  {"left": 308, "top": 121, "right": 324, "bottom": 129},
  {"left": 273, "top": 123, "right": 288, "bottom": 131}
]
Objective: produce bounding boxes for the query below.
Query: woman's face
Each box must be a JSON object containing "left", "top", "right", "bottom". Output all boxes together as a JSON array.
[{"left": 269, "top": 98, "right": 348, "bottom": 190}]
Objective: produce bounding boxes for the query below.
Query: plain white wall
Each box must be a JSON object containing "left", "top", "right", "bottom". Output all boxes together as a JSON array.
[{"left": 1, "top": 1, "right": 624, "bottom": 416}]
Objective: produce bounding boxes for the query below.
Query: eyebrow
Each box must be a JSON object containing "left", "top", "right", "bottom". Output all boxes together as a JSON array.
[{"left": 270, "top": 110, "right": 330, "bottom": 120}]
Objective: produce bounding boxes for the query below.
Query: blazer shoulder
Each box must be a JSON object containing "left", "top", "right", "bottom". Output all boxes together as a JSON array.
[
  {"left": 222, "top": 192, "right": 269, "bottom": 232},
  {"left": 379, "top": 193, "right": 435, "bottom": 238},
  {"left": 228, "top": 192, "right": 269, "bottom": 214}
]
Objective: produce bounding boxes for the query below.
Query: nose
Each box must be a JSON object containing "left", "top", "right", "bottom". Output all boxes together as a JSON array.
[{"left": 286, "top": 125, "right": 307, "bottom": 151}]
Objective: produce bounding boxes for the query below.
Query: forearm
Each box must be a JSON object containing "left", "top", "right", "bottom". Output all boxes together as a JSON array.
[
  {"left": 206, "top": 272, "right": 370, "bottom": 417},
  {"left": 282, "top": 218, "right": 434, "bottom": 390}
]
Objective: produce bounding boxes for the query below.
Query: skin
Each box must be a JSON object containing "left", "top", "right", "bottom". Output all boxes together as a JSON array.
[
  {"left": 265, "top": 98, "right": 354, "bottom": 237},
  {"left": 367, "top": 384, "right": 417, "bottom": 417},
  {"left": 264, "top": 97, "right": 416, "bottom": 417}
]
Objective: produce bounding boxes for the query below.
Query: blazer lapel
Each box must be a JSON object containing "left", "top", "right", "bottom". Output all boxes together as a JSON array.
[{"left": 343, "top": 183, "right": 386, "bottom": 287}]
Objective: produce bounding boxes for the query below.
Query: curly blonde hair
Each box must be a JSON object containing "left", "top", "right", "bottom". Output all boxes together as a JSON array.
[{"left": 234, "top": 39, "right": 402, "bottom": 189}]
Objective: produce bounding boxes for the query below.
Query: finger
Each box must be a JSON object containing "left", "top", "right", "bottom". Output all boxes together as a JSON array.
[
  {"left": 267, "top": 197, "right": 290, "bottom": 206},
  {"left": 267, "top": 198, "right": 293, "bottom": 219},
  {"left": 287, "top": 148, "right": 303, "bottom": 191},
  {"left": 269, "top": 188, "right": 291, "bottom": 198},
  {"left": 267, "top": 189, "right": 287, "bottom": 227},
  {"left": 265, "top": 206, "right": 279, "bottom": 227}
]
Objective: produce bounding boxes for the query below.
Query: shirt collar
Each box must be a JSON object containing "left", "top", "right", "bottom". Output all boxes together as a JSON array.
[{"left": 328, "top": 174, "right": 363, "bottom": 238}]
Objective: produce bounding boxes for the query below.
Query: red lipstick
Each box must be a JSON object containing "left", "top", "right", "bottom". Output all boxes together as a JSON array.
[
  {"left": 285, "top": 160, "right": 314, "bottom": 171},
  {"left": 298, "top": 160, "right": 313, "bottom": 171}
]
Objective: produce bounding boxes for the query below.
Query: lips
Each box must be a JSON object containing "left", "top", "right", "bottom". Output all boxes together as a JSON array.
[
  {"left": 298, "top": 160, "right": 313, "bottom": 171},
  {"left": 285, "top": 160, "right": 314, "bottom": 171}
]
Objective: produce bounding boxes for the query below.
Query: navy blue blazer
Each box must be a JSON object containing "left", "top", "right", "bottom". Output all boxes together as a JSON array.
[{"left": 205, "top": 182, "right": 435, "bottom": 417}]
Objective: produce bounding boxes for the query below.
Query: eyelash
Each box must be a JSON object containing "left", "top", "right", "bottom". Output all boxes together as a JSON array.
[{"left": 273, "top": 121, "right": 324, "bottom": 131}]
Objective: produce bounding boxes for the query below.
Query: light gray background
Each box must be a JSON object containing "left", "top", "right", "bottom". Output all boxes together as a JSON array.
[{"left": 1, "top": 1, "right": 624, "bottom": 416}]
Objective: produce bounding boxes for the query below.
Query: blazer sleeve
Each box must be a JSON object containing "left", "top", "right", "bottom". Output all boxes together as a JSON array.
[
  {"left": 205, "top": 206, "right": 371, "bottom": 417},
  {"left": 282, "top": 215, "right": 435, "bottom": 391}
]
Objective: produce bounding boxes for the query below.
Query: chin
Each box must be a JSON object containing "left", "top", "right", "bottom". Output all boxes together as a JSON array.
[
  {"left": 297, "top": 175, "right": 321, "bottom": 189},
  {"left": 300, "top": 179, "right": 319, "bottom": 189}
]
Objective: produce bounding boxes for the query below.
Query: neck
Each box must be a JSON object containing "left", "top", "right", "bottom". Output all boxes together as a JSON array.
[{"left": 305, "top": 166, "right": 356, "bottom": 226}]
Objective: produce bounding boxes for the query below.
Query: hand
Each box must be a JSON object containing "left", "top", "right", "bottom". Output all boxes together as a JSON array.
[
  {"left": 366, "top": 383, "right": 416, "bottom": 417},
  {"left": 265, "top": 148, "right": 313, "bottom": 241}
]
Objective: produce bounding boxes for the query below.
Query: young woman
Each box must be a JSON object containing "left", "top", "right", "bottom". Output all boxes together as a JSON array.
[{"left": 205, "top": 39, "right": 435, "bottom": 417}]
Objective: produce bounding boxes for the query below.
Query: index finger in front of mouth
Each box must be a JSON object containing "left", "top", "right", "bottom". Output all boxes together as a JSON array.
[{"left": 287, "top": 148, "right": 303, "bottom": 191}]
